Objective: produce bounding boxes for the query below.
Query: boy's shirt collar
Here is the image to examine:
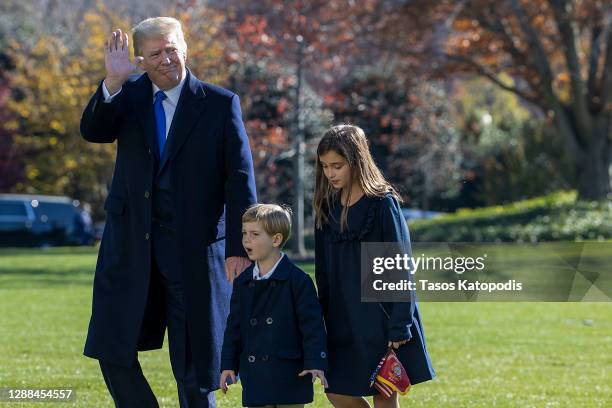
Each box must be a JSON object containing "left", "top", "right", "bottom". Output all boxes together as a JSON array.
[
  {"left": 235, "top": 253, "right": 293, "bottom": 285},
  {"left": 253, "top": 252, "right": 285, "bottom": 280}
]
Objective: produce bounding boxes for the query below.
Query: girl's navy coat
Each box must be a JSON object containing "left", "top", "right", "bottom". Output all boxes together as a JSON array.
[
  {"left": 315, "top": 193, "right": 436, "bottom": 396},
  {"left": 221, "top": 255, "right": 327, "bottom": 407}
]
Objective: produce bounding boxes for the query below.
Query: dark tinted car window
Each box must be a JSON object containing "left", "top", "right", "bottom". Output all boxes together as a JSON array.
[
  {"left": 33, "top": 202, "right": 77, "bottom": 227},
  {"left": 0, "top": 201, "right": 28, "bottom": 217}
]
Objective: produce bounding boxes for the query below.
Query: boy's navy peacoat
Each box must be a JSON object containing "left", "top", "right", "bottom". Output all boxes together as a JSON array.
[{"left": 221, "top": 255, "right": 327, "bottom": 407}]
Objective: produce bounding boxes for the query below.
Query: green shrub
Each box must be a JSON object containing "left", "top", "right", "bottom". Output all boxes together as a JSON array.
[{"left": 409, "top": 191, "right": 612, "bottom": 242}]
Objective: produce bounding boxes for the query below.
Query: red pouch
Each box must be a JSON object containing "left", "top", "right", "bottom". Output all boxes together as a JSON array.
[{"left": 369, "top": 348, "right": 411, "bottom": 397}]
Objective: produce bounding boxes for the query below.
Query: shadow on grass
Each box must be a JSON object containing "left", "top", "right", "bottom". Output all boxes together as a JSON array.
[
  {"left": 0, "top": 247, "right": 97, "bottom": 289},
  {"left": 0, "top": 246, "right": 99, "bottom": 256},
  {"left": 0, "top": 268, "right": 94, "bottom": 288}
]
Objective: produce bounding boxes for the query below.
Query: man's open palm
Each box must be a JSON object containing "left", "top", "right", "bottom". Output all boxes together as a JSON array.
[{"left": 104, "top": 29, "right": 142, "bottom": 93}]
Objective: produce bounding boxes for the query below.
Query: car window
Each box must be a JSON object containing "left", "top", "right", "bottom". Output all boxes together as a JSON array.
[
  {"left": 0, "top": 201, "right": 28, "bottom": 217},
  {"left": 32, "top": 202, "right": 77, "bottom": 226}
]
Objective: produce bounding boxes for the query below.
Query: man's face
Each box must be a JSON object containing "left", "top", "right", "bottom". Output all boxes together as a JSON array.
[{"left": 137, "top": 32, "right": 186, "bottom": 90}]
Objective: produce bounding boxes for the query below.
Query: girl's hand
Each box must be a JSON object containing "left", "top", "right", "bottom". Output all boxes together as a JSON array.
[
  {"left": 299, "top": 369, "right": 329, "bottom": 388},
  {"left": 388, "top": 339, "right": 409, "bottom": 349},
  {"left": 219, "top": 370, "right": 236, "bottom": 393}
]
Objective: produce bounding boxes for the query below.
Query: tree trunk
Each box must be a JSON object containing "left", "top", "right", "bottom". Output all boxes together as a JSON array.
[
  {"left": 291, "top": 39, "right": 307, "bottom": 258},
  {"left": 574, "top": 115, "right": 611, "bottom": 200}
]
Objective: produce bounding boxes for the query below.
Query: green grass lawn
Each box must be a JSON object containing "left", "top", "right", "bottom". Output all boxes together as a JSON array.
[{"left": 0, "top": 247, "right": 610, "bottom": 407}]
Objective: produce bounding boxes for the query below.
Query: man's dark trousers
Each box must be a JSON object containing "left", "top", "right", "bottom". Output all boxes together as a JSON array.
[{"left": 98, "top": 221, "right": 216, "bottom": 408}]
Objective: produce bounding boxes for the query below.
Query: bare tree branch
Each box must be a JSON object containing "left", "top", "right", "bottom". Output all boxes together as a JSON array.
[
  {"left": 443, "top": 53, "right": 540, "bottom": 104},
  {"left": 426, "top": 0, "right": 468, "bottom": 54},
  {"left": 585, "top": 3, "right": 612, "bottom": 105},
  {"left": 506, "top": 0, "right": 556, "bottom": 98},
  {"left": 587, "top": 25, "right": 604, "bottom": 103},
  {"left": 550, "top": 0, "right": 591, "bottom": 136},
  {"left": 477, "top": 12, "right": 528, "bottom": 66},
  {"left": 506, "top": 0, "right": 585, "bottom": 153},
  {"left": 600, "top": 7, "right": 612, "bottom": 111}
]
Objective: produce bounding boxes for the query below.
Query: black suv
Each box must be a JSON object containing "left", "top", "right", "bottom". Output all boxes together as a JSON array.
[{"left": 0, "top": 194, "right": 95, "bottom": 247}]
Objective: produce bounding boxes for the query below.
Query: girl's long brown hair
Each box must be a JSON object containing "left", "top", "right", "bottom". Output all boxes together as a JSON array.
[{"left": 314, "top": 124, "right": 401, "bottom": 231}]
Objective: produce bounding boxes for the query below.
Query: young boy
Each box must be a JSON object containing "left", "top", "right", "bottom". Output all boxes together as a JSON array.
[{"left": 220, "top": 204, "right": 328, "bottom": 408}]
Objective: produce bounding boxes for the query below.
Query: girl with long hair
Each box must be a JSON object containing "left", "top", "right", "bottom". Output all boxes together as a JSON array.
[{"left": 314, "top": 125, "right": 435, "bottom": 408}]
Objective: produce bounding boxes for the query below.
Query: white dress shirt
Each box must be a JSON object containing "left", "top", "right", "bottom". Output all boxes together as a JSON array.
[
  {"left": 101, "top": 72, "right": 187, "bottom": 141},
  {"left": 253, "top": 253, "right": 285, "bottom": 281}
]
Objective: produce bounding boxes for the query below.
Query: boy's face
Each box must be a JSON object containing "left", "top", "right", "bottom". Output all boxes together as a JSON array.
[
  {"left": 319, "top": 150, "right": 351, "bottom": 190},
  {"left": 242, "top": 221, "right": 282, "bottom": 262}
]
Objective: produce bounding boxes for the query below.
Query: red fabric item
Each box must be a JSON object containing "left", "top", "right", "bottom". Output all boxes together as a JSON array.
[{"left": 370, "top": 348, "right": 411, "bottom": 397}]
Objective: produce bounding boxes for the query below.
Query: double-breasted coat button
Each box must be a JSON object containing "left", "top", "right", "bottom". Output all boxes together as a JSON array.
[
  {"left": 248, "top": 355, "right": 255, "bottom": 363},
  {"left": 266, "top": 317, "right": 273, "bottom": 325},
  {"left": 250, "top": 318, "right": 257, "bottom": 326},
  {"left": 144, "top": 191, "right": 150, "bottom": 199},
  {"left": 145, "top": 233, "right": 150, "bottom": 240},
  {"left": 321, "top": 351, "right": 327, "bottom": 358},
  {"left": 261, "top": 355, "right": 269, "bottom": 362}
]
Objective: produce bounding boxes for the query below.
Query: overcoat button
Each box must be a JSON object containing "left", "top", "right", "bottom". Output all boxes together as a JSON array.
[
  {"left": 147, "top": 147, "right": 152, "bottom": 155},
  {"left": 250, "top": 318, "right": 257, "bottom": 326},
  {"left": 249, "top": 282, "right": 255, "bottom": 288},
  {"left": 144, "top": 191, "right": 150, "bottom": 199},
  {"left": 248, "top": 355, "right": 255, "bottom": 363},
  {"left": 321, "top": 351, "right": 327, "bottom": 358},
  {"left": 266, "top": 317, "right": 273, "bottom": 325},
  {"left": 262, "top": 355, "right": 269, "bottom": 362},
  {"left": 145, "top": 233, "right": 150, "bottom": 240}
]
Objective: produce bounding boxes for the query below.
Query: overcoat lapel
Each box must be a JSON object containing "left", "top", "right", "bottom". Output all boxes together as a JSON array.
[{"left": 158, "top": 70, "right": 207, "bottom": 175}]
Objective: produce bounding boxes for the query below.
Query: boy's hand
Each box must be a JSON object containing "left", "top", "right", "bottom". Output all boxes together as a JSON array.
[
  {"left": 298, "top": 369, "right": 328, "bottom": 388},
  {"left": 220, "top": 370, "right": 236, "bottom": 393}
]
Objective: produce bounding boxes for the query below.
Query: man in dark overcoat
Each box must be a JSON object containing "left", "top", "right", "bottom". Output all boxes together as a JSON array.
[{"left": 80, "top": 16, "right": 256, "bottom": 407}]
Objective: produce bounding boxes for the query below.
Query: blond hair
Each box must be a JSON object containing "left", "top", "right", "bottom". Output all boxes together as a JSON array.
[
  {"left": 132, "top": 17, "right": 187, "bottom": 57},
  {"left": 314, "top": 124, "right": 401, "bottom": 231},
  {"left": 242, "top": 204, "right": 293, "bottom": 248}
]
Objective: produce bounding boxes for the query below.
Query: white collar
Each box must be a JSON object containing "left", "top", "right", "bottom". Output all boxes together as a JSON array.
[
  {"left": 152, "top": 70, "right": 187, "bottom": 106},
  {"left": 253, "top": 253, "right": 285, "bottom": 281}
]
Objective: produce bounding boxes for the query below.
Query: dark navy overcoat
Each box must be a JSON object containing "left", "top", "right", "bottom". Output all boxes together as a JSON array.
[{"left": 80, "top": 69, "right": 257, "bottom": 392}]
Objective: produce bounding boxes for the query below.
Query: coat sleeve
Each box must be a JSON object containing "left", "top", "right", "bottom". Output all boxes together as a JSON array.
[
  {"left": 292, "top": 271, "right": 328, "bottom": 371},
  {"left": 380, "top": 195, "right": 416, "bottom": 342},
  {"left": 314, "top": 227, "right": 329, "bottom": 318},
  {"left": 223, "top": 93, "right": 257, "bottom": 258},
  {"left": 80, "top": 80, "right": 125, "bottom": 143},
  {"left": 220, "top": 282, "right": 242, "bottom": 373}
]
